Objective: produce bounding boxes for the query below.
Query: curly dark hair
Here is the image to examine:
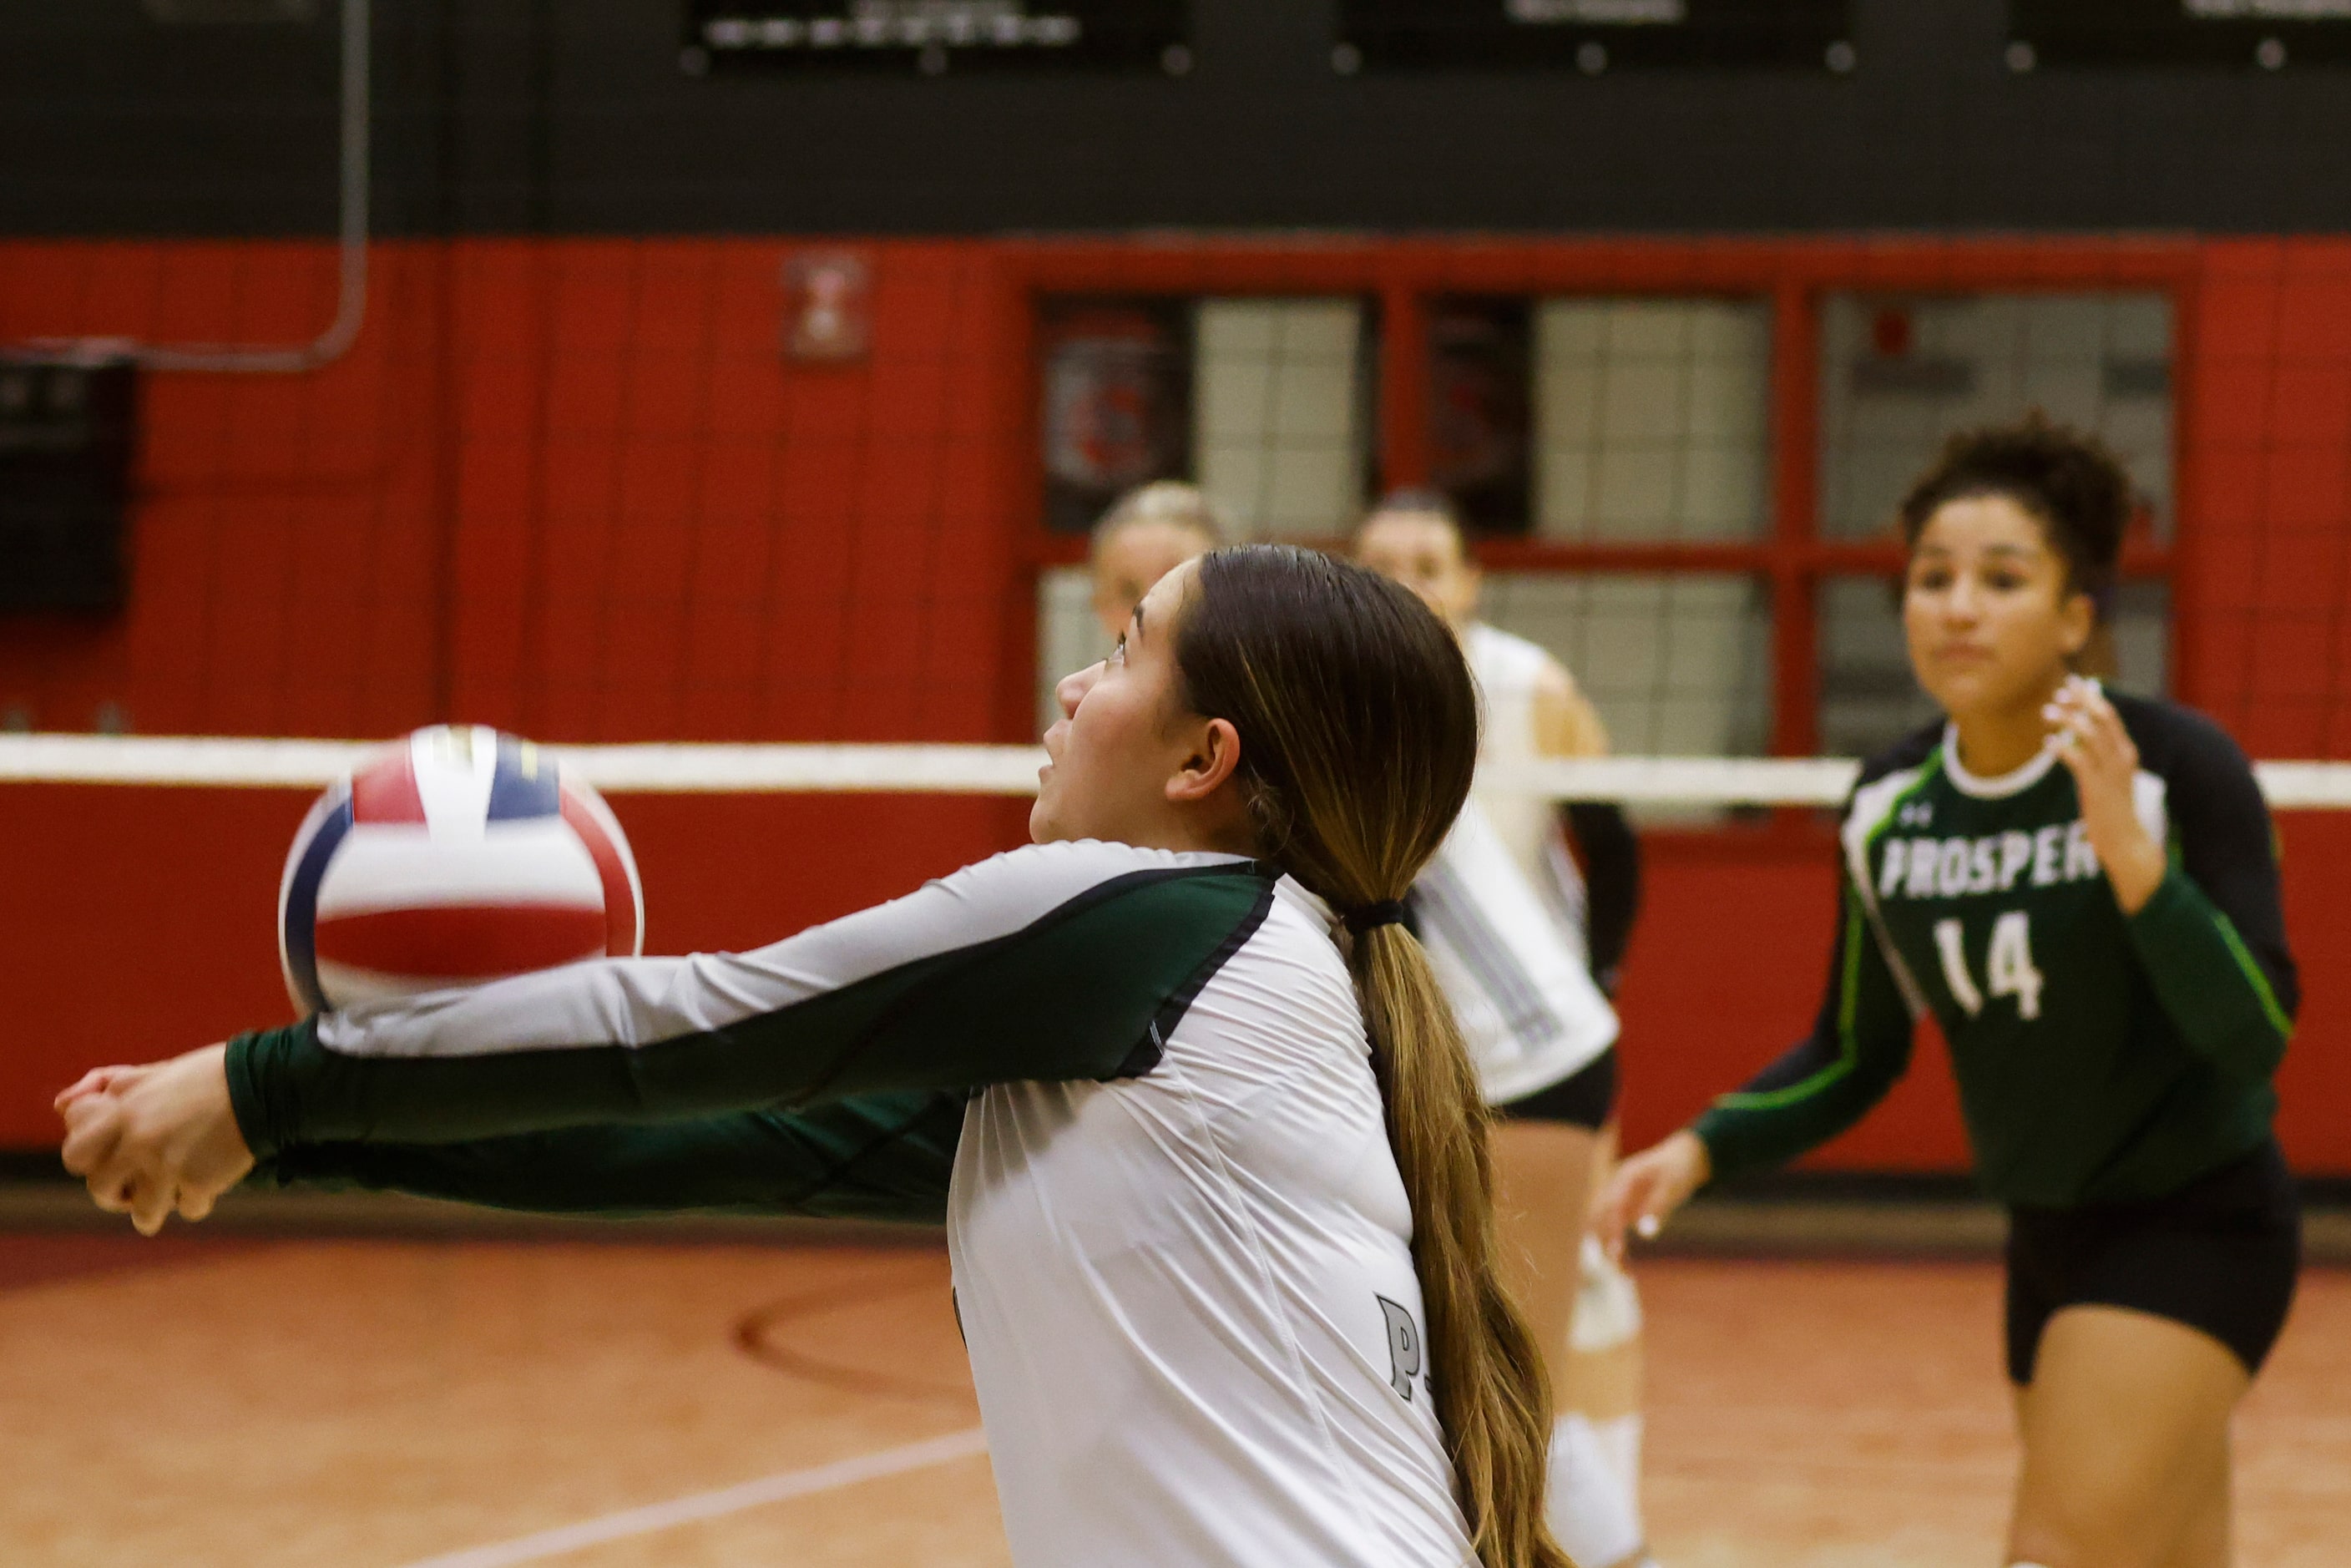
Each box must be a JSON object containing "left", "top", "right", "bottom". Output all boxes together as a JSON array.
[{"left": 1897, "top": 412, "right": 2136, "bottom": 610}]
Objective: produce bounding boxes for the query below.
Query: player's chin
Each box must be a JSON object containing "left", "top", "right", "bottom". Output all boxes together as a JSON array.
[
  {"left": 1917, "top": 673, "right": 1973, "bottom": 718},
  {"left": 1921, "top": 666, "right": 2020, "bottom": 721},
  {"left": 1027, "top": 791, "right": 1065, "bottom": 847}
]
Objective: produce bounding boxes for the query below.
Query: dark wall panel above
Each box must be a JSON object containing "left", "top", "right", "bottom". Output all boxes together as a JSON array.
[{"left": 4, "top": 1, "right": 2351, "bottom": 238}]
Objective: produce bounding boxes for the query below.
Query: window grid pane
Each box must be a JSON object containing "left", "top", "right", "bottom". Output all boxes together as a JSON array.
[
  {"left": 1480, "top": 571, "right": 1773, "bottom": 757},
  {"left": 1532, "top": 298, "right": 1772, "bottom": 544},
  {"left": 1818, "top": 292, "right": 2174, "bottom": 542},
  {"left": 1034, "top": 286, "right": 2180, "bottom": 778},
  {"left": 1482, "top": 569, "right": 1772, "bottom": 824},
  {"left": 1195, "top": 298, "right": 1372, "bottom": 540},
  {"left": 1035, "top": 564, "right": 1112, "bottom": 740}
]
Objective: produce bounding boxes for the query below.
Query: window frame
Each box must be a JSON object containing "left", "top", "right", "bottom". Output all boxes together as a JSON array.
[{"left": 1001, "top": 238, "right": 2197, "bottom": 760}]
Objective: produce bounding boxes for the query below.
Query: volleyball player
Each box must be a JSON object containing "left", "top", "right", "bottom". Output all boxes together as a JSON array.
[
  {"left": 1087, "top": 478, "right": 1227, "bottom": 640},
  {"left": 1355, "top": 491, "right": 1653, "bottom": 1568},
  {"left": 1599, "top": 417, "right": 2298, "bottom": 1568},
  {"left": 61, "top": 546, "right": 1575, "bottom": 1568}
]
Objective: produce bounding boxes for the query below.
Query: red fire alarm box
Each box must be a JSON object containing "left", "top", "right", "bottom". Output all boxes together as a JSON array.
[{"left": 782, "top": 250, "right": 872, "bottom": 362}]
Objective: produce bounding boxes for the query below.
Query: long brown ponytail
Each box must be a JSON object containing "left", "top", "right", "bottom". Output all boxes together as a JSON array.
[{"left": 1176, "top": 544, "right": 1569, "bottom": 1568}]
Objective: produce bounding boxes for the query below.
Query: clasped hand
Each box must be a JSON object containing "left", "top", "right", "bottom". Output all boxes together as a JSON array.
[
  {"left": 56, "top": 1044, "right": 255, "bottom": 1236},
  {"left": 2045, "top": 675, "right": 2166, "bottom": 916}
]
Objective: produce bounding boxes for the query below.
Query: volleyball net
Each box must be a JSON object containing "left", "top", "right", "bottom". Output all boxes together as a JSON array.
[{"left": 9, "top": 735, "right": 2351, "bottom": 811}]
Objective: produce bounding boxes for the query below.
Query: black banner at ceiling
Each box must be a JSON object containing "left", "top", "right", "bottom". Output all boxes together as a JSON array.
[
  {"left": 2010, "top": 1, "right": 2351, "bottom": 68},
  {"left": 684, "top": 0, "right": 1189, "bottom": 74},
  {"left": 1336, "top": 0, "right": 1854, "bottom": 72}
]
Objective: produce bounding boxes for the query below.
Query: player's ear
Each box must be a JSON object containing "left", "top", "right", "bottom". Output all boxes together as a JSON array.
[
  {"left": 1167, "top": 716, "right": 1242, "bottom": 804},
  {"left": 2057, "top": 588, "right": 2094, "bottom": 660}
]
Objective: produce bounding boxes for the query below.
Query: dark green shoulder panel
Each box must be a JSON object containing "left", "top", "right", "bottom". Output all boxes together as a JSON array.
[
  {"left": 707, "top": 862, "right": 1281, "bottom": 1101},
  {"left": 230, "top": 865, "right": 1279, "bottom": 1158}
]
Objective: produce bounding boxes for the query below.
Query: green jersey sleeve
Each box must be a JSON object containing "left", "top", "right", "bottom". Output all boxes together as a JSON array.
[
  {"left": 227, "top": 843, "right": 1276, "bottom": 1162},
  {"left": 2119, "top": 697, "right": 2298, "bottom": 1078},
  {"left": 250, "top": 1091, "right": 964, "bottom": 1225},
  {"left": 1691, "top": 878, "right": 1918, "bottom": 1183}
]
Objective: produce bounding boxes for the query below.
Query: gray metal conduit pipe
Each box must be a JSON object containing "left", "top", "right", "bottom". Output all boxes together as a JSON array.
[{"left": 23, "top": 0, "right": 370, "bottom": 374}]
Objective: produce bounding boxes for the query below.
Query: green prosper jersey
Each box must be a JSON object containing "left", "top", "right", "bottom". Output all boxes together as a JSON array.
[{"left": 1694, "top": 691, "right": 2297, "bottom": 1206}]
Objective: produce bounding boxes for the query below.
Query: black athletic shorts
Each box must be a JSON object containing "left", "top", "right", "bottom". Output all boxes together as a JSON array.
[
  {"left": 1495, "top": 1047, "right": 1618, "bottom": 1131},
  {"left": 2004, "top": 1138, "right": 2300, "bottom": 1385}
]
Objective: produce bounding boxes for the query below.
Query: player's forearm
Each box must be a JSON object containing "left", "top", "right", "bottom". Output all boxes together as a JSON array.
[
  {"left": 1691, "top": 1056, "right": 1897, "bottom": 1185},
  {"left": 2127, "top": 869, "right": 2294, "bottom": 1077},
  {"left": 229, "top": 1019, "right": 681, "bottom": 1159},
  {"left": 2096, "top": 827, "right": 2168, "bottom": 916},
  {"left": 225, "top": 1007, "right": 988, "bottom": 1161},
  {"left": 250, "top": 1094, "right": 962, "bottom": 1224}
]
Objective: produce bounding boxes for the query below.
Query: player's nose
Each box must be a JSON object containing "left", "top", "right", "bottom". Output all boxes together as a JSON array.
[{"left": 1056, "top": 661, "right": 1101, "bottom": 719}]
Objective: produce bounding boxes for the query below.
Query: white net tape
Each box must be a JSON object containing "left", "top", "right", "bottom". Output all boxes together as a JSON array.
[{"left": 6, "top": 734, "right": 2351, "bottom": 808}]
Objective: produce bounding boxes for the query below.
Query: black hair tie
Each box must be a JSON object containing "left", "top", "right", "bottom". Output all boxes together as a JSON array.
[{"left": 1342, "top": 900, "right": 1408, "bottom": 934}]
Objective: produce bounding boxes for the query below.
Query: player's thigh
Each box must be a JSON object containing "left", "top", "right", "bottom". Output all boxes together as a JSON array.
[
  {"left": 1490, "top": 1120, "right": 1599, "bottom": 1311},
  {"left": 2009, "top": 1304, "right": 2246, "bottom": 1568},
  {"left": 2155, "top": 1446, "right": 2231, "bottom": 1568}
]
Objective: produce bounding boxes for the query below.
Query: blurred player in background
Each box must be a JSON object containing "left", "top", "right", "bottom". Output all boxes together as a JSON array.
[
  {"left": 1600, "top": 418, "right": 2299, "bottom": 1568},
  {"left": 1356, "top": 492, "right": 1653, "bottom": 1568},
  {"left": 1088, "top": 479, "right": 1228, "bottom": 641}
]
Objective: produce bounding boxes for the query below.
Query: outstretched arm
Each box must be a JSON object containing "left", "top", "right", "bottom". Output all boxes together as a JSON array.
[
  {"left": 62, "top": 843, "right": 1273, "bottom": 1232},
  {"left": 1596, "top": 877, "right": 1916, "bottom": 1259},
  {"left": 63, "top": 1061, "right": 963, "bottom": 1232},
  {"left": 258, "top": 1091, "right": 965, "bottom": 1225},
  {"left": 1689, "top": 884, "right": 1919, "bottom": 1182},
  {"left": 231, "top": 847, "right": 1270, "bottom": 1160}
]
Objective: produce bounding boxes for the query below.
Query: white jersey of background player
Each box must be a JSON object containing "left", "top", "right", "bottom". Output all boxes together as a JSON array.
[
  {"left": 1357, "top": 493, "right": 1656, "bottom": 1568},
  {"left": 1442, "top": 626, "right": 1620, "bottom": 1099}
]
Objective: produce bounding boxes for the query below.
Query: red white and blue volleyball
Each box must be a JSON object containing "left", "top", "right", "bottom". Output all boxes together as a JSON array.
[{"left": 277, "top": 726, "right": 643, "bottom": 1013}]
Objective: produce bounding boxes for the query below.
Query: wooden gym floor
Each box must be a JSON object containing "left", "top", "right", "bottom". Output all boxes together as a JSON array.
[{"left": 4, "top": 1232, "right": 2347, "bottom": 1567}]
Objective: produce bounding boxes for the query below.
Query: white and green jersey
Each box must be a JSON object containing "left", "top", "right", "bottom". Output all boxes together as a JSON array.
[
  {"left": 1413, "top": 623, "right": 1620, "bottom": 1105},
  {"left": 234, "top": 839, "right": 1475, "bottom": 1568},
  {"left": 1413, "top": 797, "right": 1619, "bottom": 1105},
  {"left": 1693, "top": 691, "right": 2297, "bottom": 1207}
]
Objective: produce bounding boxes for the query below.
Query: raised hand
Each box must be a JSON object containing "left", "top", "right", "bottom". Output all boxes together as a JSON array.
[
  {"left": 2045, "top": 675, "right": 2166, "bottom": 915},
  {"left": 58, "top": 1044, "right": 255, "bottom": 1236},
  {"left": 1592, "top": 1129, "right": 1710, "bottom": 1265}
]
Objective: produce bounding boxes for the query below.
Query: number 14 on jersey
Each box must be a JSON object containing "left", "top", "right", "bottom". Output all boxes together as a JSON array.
[{"left": 1934, "top": 912, "right": 2045, "bottom": 1021}]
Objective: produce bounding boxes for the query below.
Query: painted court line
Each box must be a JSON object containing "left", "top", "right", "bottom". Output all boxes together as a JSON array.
[{"left": 394, "top": 1426, "right": 990, "bottom": 1568}]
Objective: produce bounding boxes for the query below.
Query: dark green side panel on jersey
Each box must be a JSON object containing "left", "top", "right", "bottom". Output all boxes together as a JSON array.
[
  {"left": 1695, "top": 694, "right": 2297, "bottom": 1207},
  {"left": 229, "top": 865, "right": 1277, "bottom": 1166},
  {"left": 253, "top": 1092, "right": 968, "bottom": 1226}
]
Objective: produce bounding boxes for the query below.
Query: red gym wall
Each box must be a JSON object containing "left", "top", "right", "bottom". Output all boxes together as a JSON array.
[{"left": 3, "top": 235, "right": 2349, "bottom": 1174}]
